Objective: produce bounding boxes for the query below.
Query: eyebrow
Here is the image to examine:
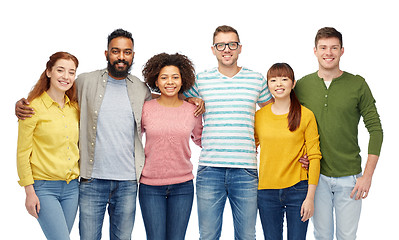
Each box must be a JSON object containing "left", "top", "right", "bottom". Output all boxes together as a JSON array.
[
  {"left": 110, "top": 47, "right": 133, "bottom": 51},
  {"left": 318, "top": 44, "right": 340, "bottom": 48},
  {"left": 160, "top": 73, "right": 180, "bottom": 76},
  {"left": 55, "top": 66, "right": 76, "bottom": 71}
]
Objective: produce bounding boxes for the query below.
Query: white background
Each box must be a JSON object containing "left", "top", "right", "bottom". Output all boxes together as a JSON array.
[{"left": 1, "top": 0, "right": 397, "bottom": 239}]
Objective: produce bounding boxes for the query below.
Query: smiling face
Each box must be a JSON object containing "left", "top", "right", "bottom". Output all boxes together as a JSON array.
[
  {"left": 155, "top": 65, "right": 182, "bottom": 99},
  {"left": 105, "top": 37, "right": 134, "bottom": 79},
  {"left": 314, "top": 37, "right": 344, "bottom": 72},
  {"left": 268, "top": 76, "right": 295, "bottom": 100},
  {"left": 212, "top": 32, "right": 242, "bottom": 68},
  {"left": 47, "top": 59, "right": 76, "bottom": 94}
]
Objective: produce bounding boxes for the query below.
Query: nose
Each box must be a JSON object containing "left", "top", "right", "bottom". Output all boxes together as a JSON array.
[
  {"left": 166, "top": 77, "right": 173, "bottom": 84},
  {"left": 117, "top": 51, "right": 125, "bottom": 61},
  {"left": 63, "top": 71, "right": 69, "bottom": 79}
]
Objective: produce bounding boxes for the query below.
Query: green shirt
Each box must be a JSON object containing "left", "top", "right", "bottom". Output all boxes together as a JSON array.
[{"left": 295, "top": 71, "right": 383, "bottom": 177}]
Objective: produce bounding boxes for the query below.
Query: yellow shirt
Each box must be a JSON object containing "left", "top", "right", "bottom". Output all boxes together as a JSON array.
[
  {"left": 255, "top": 104, "right": 321, "bottom": 189},
  {"left": 17, "top": 92, "right": 80, "bottom": 186}
]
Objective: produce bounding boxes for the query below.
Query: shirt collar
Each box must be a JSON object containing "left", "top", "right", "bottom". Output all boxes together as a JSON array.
[
  {"left": 41, "top": 91, "right": 71, "bottom": 109},
  {"left": 102, "top": 68, "right": 133, "bottom": 83}
]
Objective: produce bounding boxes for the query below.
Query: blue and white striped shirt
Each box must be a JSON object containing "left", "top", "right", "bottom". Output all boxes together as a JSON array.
[{"left": 184, "top": 67, "right": 271, "bottom": 168}]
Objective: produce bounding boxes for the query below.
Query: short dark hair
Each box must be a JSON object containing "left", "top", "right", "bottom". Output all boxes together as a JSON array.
[
  {"left": 142, "top": 53, "right": 196, "bottom": 94},
  {"left": 315, "top": 27, "right": 343, "bottom": 48},
  {"left": 107, "top": 29, "right": 134, "bottom": 48},
  {"left": 213, "top": 25, "right": 240, "bottom": 44}
]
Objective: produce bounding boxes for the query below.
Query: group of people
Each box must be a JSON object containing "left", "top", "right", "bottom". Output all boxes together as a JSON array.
[{"left": 15, "top": 25, "right": 383, "bottom": 240}]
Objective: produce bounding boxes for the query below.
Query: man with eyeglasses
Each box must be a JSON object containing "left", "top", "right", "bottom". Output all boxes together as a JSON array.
[{"left": 184, "top": 25, "right": 272, "bottom": 239}]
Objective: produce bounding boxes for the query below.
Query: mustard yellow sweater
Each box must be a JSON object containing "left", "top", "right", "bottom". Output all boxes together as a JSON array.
[{"left": 255, "top": 104, "right": 321, "bottom": 189}]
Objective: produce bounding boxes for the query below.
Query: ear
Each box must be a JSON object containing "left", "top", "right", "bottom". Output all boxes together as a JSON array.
[
  {"left": 104, "top": 50, "right": 108, "bottom": 60},
  {"left": 292, "top": 79, "right": 297, "bottom": 89},
  {"left": 340, "top": 47, "right": 344, "bottom": 57},
  {"left": 46, "top": 69, "right": 50, "bottom": 78},
  {"left": 155, "top": 80, "right": 159, "bottom": 87},
  {"left": 211, "top": 45, "right": 216, "bottom": 56},
  {"left": 313, "top": 47, "right": 317, "bottom": 56}
]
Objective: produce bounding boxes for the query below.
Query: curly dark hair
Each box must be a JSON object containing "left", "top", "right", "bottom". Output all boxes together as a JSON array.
[{"left": 142, "top": 53, "right": 196, "bottom": 94}]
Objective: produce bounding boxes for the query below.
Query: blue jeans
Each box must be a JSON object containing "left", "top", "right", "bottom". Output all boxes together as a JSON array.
[
  {"left": 79, "top": 179, "right": 137, "bottom": 240},
  {"left": 196, "top": 166, "right": 258, "bottom": 240},
  {"left": 34, "top": 179, "right": 79, "bottom": 240},
  {"left": 313, "top": 174, "right": 362, "bottom": 240},
  {"left": 258, "top": 180, "right": 309, "bottom": 240},
  {"left": 139, "top": 180, "right": 194, "bottom": 240}
]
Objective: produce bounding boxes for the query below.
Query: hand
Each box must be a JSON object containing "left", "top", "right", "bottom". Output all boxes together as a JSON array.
[
  {"left": 298, "top": 154, "right": 309, "bottom": 170},
  {"left": 350, "top": 175, "right": 372, "bottom": 200},
  {"left": 16, "top": 98, "right": 34, "bottom": 120},
  {"left": 24, "top": 185, "right": 40, "bottom": 219},
  {"left": 300, "top": 197, "right": 314, "bottom": 222},
  {"left": 186, "top": 97, "right": 205, "bottom": 117}
]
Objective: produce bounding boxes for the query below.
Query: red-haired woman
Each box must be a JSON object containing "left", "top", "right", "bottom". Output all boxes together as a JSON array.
[
  {"left": 17, "top": 52, "right": 80, "bottom": 240},
  {"left": 255, "top": 63, "right": 321, "bottom": 240}
]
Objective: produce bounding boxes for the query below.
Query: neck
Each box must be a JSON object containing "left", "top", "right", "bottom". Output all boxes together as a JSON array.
[
  {"left": 271, "top": 97, "right": 290, "bottom": 115},
  {"left": 318, "top": 67, "right": 343, "bottom": 82},
  {"left": 157, "top": 95, "right": 183, "bottom": 107},
  {"left": 218, "top": 64, "right": 241, "bottom": 78},
  {"left": 46, "top": 88, "right": 66, "bottom": 108}
]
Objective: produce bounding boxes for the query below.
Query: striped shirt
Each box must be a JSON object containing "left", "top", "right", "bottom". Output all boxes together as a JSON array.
[{"left": 184, "top": 67, "right": 271, "bottom": 168}]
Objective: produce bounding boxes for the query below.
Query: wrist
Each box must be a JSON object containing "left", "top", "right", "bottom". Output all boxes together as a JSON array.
[{"left": 24, "top": 185, "right": 35, "bottom": 195}]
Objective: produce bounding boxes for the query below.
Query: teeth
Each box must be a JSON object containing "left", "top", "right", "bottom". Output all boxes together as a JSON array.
[{"left": 59, "top": 81, "right": 69, "bottom": 85}]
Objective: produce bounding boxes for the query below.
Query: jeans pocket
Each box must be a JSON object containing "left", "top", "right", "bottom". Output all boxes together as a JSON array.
[
  {"left": 197, "top": 166, "right": 209, "bottom": 176},
  {"left": 243, "top": 168, "right": 258, "bottom": 179},
  {"left": 33, "top": 180, "right": 46, "bottom": 189},
  {"left": 292, "top": 180, "right": 308, "bottom": 191},
  {"left": 80, "top": 178, "right": 94, "bottom": 184}
]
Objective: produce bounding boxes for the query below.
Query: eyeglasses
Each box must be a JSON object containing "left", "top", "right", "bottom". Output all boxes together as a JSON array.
[{"left": 213, "top": 42, "right": 241, "bottom": 51}]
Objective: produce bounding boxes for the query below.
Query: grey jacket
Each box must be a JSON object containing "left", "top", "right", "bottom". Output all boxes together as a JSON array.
[{"left": 76, "top": 69, "right": 151, "bottom": 180}]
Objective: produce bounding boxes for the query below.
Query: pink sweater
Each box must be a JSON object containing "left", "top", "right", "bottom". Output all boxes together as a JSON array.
[{"left": 140, "top": 99, "right": 203, "bottom": 185}]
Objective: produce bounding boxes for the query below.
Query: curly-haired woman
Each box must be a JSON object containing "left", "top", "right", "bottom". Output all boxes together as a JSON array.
[{"left": 140, "top": 53, "right": 203, "bottom": 240}]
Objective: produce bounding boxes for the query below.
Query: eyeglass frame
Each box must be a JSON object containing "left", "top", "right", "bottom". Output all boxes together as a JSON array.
[{"left": 213, "top": 41, "right": 241, "bottom": 51}]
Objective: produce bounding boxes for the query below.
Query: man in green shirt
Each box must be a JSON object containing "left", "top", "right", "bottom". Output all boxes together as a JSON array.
[{"left": 295, "top": 27, "right": 383, "bottom": 240}]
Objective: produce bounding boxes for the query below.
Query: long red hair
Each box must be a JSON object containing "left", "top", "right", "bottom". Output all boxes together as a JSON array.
[
  {"left": 27, "top": 52, "right": 79, "bottom": 103},
  {"left": 267, "top": 63, "right": 301, "bottom": 132}
]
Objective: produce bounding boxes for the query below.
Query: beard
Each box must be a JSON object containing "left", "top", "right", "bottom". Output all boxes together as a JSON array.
[{"left": 107, "top": 58, "right": 133, "bottom": 79}]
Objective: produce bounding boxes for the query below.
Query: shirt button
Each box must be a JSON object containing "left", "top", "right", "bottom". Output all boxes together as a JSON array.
[
  {"left": 325, "top": 95, "right": 328, "bottom": 98},
  {"left": 90, "top": 159, "right": 93, "bottom": 163},
  {"left": 93, "top": 126, "right": 96, "bottom": 130},
  {"left": 99, "top": 95, "right": 102, "bottom": 98},
  {"left": 324, "top": 104, "right": 328, "bottom": 107},
  {"left": 91, "top": 142, "right": 94, "bottom": 146}
]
